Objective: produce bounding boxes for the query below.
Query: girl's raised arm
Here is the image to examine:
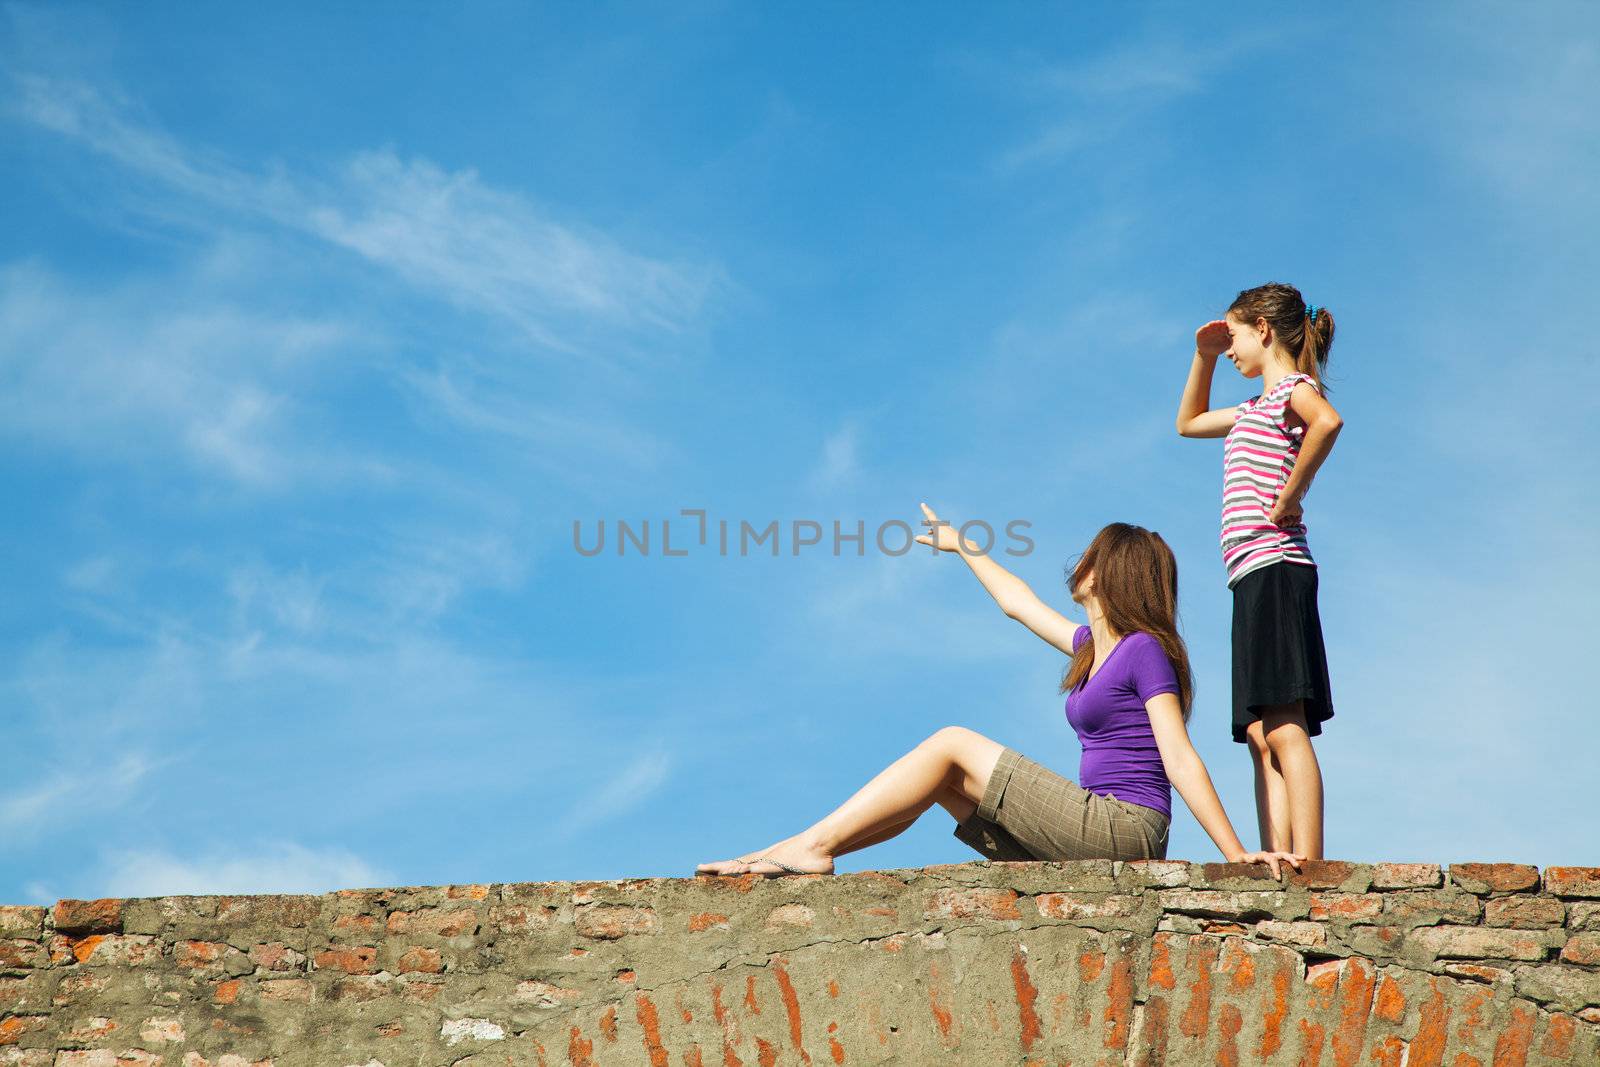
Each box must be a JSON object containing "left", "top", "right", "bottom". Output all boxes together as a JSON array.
[
  {"left": 1176, "top": 319, "right": 1242, "bottom": 438},
  {"left": 1144, "top": 693, "right": 1304, "bottom": 877},
  {"left": 914, "top": 502, "right": 1082, "bottom": 657}
]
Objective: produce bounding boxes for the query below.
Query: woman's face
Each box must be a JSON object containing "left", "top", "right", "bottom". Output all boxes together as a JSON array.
[
  {"left": 1223, "top": 312, "right": 1271, "bottom": 378},
  {"left": 1071, "top": 567, "right": 1096, "bottom": 606}
]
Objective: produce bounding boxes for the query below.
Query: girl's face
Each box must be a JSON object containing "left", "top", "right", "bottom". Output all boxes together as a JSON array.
[
  {"left": 1071, "top": 567, "right": 1096, "bottom": 607},
  {"left": 1223, "top": 312, "right": 1272, "bottom": 378}
]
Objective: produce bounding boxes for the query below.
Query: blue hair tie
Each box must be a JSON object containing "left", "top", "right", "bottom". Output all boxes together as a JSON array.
[{"left": 1306, "top": 304, "right": 1320, "bottom": 323}]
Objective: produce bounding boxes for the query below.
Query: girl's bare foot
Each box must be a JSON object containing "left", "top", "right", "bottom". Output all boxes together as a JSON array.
[{"left": 695, "top": 835, "right": 834, "bottom": 877}]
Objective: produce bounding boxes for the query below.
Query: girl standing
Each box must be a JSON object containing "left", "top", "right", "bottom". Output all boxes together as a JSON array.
[
  {"left": 1175, "top": 282, "right": 1343, "bottom": 860},
  {"left": 695, "top": 508, "right": 1301, "bottom": 879}
]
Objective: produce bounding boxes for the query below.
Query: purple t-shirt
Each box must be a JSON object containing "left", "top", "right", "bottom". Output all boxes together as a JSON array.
[{"left": 1064, "top": 625, "right": 1179, "bottom": 819}]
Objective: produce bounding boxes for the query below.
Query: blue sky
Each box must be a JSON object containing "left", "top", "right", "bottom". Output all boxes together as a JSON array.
[{"left": 3, "top": 2, "right": 1597, "bottom": 904}]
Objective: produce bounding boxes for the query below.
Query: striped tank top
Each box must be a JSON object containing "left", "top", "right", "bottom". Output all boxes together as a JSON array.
[{"left": 1220, "top": 372, "right": 1318, "bottom": 587}]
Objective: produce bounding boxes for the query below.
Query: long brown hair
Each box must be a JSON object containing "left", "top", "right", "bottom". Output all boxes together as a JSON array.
[
  {"left": 1058, "top": 523, "right": 1194, "bottom": 720},
  {"left": 1227, "top": 281, "right": 1336, "bottom": 393}
]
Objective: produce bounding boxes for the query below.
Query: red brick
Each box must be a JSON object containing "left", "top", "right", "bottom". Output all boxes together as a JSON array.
[
  {"left": 215, "top": 895, "right": 320, "bottom": 927},
  {"left": 213, "top": 979, "right": 241, "bottom": 1004},
  {"left": 1034, "top": 893, "right": 1140, "bottom": 920},
  {"left": 331, "top": 914, "right": 381, "bottom": 936},
  {"left": 1382, "top": 891, "right": 1482, "bottom": 925},
  {"left": 516, "top": 979, "right": 582, "bottom": 1006},
  {"left": 398, "top": 946, "right": 444, "bottom": 974},
  {"left": 1159, "top": 889, "right": 1294, "bottom": 920},
  {"left": 248, "top": 942, "right": 306, "bottom": 972},
  {"left": 490, "top": 904, "right": 555, "bottom": 932},
  {"left": 687, "top": 912, "right": 729, "bottom": 933},
  {"left": 576, "top": 905, "right": 658, "bottom": 940},
  {"left": 1198, "top": 862, "right": 1282, "bottom": 885},
  {"left": 923, "top": 888, "right": 1021, "bottom": 921},
  {"left": 259, "top": 979, "right": 312, "bottom": 1002},
  {"left": 1285, "top": 860, "right": 1364, "bottom": 889},
  {"left": 0, "top": 939, "right": 44, "bottom": 969},
  {"left": 1560, "top": 933, "right": 1600, "bottom": 965},
  {"left": 1255, "top": 921, "right": 1327, "bottom": 948},
  {"left": 314, "top": 946, "right": 379, "bottom": 974},
  {"left": 1545, "top": 867, "right": 1600, "bottom": 899},
  {"left": 1372, "top": 863, "right": 1442, "bottom": 889},
  {"left": 1411, "top": 926, "right": 1552, "bottom": 961},
  {"left": 0, "top": 1015, "right": 48, "bottom": 1046},
  {"left": 1450, "top": 864, "right": 1540, "bottom": 894},
  {"left": 51, "top": 898, "right": 122, "bottom": 934},
  {"left": 1444, "top": 962, "right": 1512, "bottom": 984},
  {"left": 385, "top": 907, "right": 479, "bottom": 937},
  {"left": 174, "top": 940, "right": 229, "bottom": 968},
  {"left": 1484, "top": 896, "right": 1564, "bottom": 927},
  {"left": 1309, "top": 892, "right": 1383, "bottom": 921},
  {"left": 0, "top": 907, "right": 45, "bottom": 938}
]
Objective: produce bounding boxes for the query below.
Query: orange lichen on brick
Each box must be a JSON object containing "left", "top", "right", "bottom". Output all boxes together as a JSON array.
[
  {"left": 1011, "top": 948, "right": 1042, "bottom": 1052},
  {"left": 1371, "top": 1036, "right": 1407, "bottom": 1067},
  {"left": 1179, "top": 937, "right": 1217, "bottom": 1039},
  {"left": 1260, "top": 959, "right": 1292, "bottom": 1059},
  {"left": 214, "top": 979, "right": 241, "bottom": 1004},
  {"left": 1297, "top": 1019, "right": 1326, "bottom": 1067},
  {"left": 689, "top": 912, "right": 729, "bottom": 932},
  {"left": 772, "top": 962, "right": 811, "bottom": 1064},
  {"left": 599, "top": 1005, "right": 618, "bottom": 1043},
  {"left": 1373, "top": 975, "right": 1406, "bottom": 1024},
  {"left": 1104, "top": 954, "right": 1134, "bottom": 1051},
  {"left": 744, "top": 974, "right": 761, "bottom": 1014},
  {"left": 1217, "top": 1003, "right": 1243, "bottom": 1067},
  {"left": 1490, "top": 1003, "right": 1534, "bottom": 1067},
  {"left": 1332, "top": 958, "right": 1377, "bottom": 1067},
  {"left": 637, "top": 993, "right": 670, "bottom": 1067},
  {"left": 1079, "top": 947, "right": 1105, "bottom": 982},
  {"left": 928, "top": 962, "right": 954, "bottom": 1043},
  {"left": 1540, "top": 1013, "right": 1576, "bottom": 1059},
  {"left": 569, "top": 1026, "right": 595, "bottom": 1067},
  {"left": 1149, "top": 933, "right": 1177, "bottom": 990}
]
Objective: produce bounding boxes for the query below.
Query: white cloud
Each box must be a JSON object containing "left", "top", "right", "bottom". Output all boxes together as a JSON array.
[
  {"left": 0, "top": 260, "right": 371, "bottom": 489},
  {"left": 987, "top": 29, "right": 1281, "bottom": 172},
  {"left": 0, "top": 751, "right": 159, "bottom": 840},
  {"left": 561, "top": 751, "right": 674, "bottom": 837},
  {"left": 95, "top": 840, "right": 395, "bottom": 898},
  {"left": 8, "top": 73, "right": 718, "bottom": 359},
  {"left": 805, "top": 420, "right": 862, "bottom": 493}
]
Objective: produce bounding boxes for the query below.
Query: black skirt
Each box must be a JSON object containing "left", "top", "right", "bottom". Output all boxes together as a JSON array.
[{"left": 1230, "top": 560, "right": 1334, "bottom": 744}]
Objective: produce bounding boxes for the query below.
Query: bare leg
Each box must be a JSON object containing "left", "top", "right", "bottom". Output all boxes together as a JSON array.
[
  {"left": 829, "top": 783, "right": 978, "bottom": 858},
  {"left": 1261, "top": 702, "right": 1324, "bottom": 859},
  {"left": 696, "top": 728, "right": 1002, "bottom": 875},
  {"left": 1245, "top": 719, "right": 1293, "bottom": 852}
]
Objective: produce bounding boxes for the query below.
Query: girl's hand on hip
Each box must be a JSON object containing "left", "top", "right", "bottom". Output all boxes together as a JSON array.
[
  {"left": 914, "top": 502, "right": 965, "bottom": 553},
  {"left": 1267, "top": 493, "right": 1303, "bottom": 528},
  {"left": 1195, "top": 319, "right": 1231, "bottom": 358},
  {"left": 1235, "top": 850, "right": 1305, "bottom": 879}
]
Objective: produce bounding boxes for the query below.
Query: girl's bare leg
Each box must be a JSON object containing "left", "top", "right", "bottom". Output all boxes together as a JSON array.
[
  {"left": 1245, "top": 719, "right": 1294, "bottom": 852},
  {"left": 826, "top": 783, "right": 978, "bottom": 858},
  {"left": 1260, "top": 702, "right": 1325, "bottom": 859},
  {"left": 696, "top": 728, "right": 1001, "bottom": 875}
]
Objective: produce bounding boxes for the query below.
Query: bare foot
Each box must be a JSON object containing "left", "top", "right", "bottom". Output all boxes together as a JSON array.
[{"left": 695, "top": 836, "right": 834, "bottom": 877}]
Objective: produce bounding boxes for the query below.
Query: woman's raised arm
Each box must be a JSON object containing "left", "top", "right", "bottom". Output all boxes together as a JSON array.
[
  {"left": 1144, "top": 693, "right": 1304, "bottom": 877},
  {"left": 914, "top": 502, "right": 1083, "bottom": 656}
]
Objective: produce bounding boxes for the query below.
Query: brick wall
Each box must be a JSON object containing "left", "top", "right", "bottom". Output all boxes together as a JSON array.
[{"left": 3, "top": 860, "right": 1599, "bottom": 1065}]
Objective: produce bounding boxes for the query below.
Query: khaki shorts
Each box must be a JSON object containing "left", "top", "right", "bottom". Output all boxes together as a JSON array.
[{"left": 953, "top": 747, "right": 1170, "bottom": 862}]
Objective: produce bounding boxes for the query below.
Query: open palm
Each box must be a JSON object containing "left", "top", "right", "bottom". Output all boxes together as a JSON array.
[{"left": 1196, "top": 319, "right": 1230, "bottom": 357}]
